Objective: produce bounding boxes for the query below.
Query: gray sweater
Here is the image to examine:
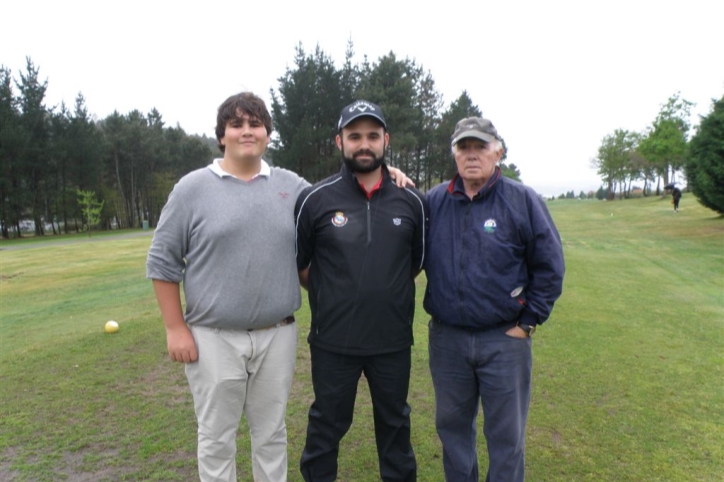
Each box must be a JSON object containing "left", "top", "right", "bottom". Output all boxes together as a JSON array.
[{"left": 146, "top": 163, "right": 309, "bottom": 329}]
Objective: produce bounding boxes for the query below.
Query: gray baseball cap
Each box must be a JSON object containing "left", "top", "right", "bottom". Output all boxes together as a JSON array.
[
  {"left": 337, "top": 100, "right": 387, "bottom": 131},
  {"left": 451, "top": 117, "right": 499, "bottom": 146}
]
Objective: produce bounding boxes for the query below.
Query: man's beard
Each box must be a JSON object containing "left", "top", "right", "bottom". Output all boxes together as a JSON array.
[{"left": 342, "top": 149, "right": 385, "bottom": 173}]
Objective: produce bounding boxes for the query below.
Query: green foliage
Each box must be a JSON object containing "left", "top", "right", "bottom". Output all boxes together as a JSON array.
[
  {"left": 500, "top": 161, "right": 522, "bottom": 182},
  {"left": 639, "top": 92, "right": 694, "bottom": 189},
  {"left": 686, "top": 96, "right": 724, "bottom": 215},
  {"left": 270, "top": 44, "right": 501, "bottom": 189},
  {"left": 357, "top": 52, "right": 429, "bottom": 179},
  {"left": 270, "top": 44, "right": 344, "bottom": 181},
  {"left": 0, "top": 59, "right": 215, "bottom": 239},
  {"left": 431, "top": 91, "right": 483, "bottom": 183},
  {"left": 76, "top": 189, "right": 104, "bottom": 236},
  {"left": 0, "top": 65, "right": 24, "bottom": 237},
  {"left": 591, "top": 128, "right": 640, "bottom": 198},
  {"left": 16, "top": 58, "right": 51, "bottom": 236}
]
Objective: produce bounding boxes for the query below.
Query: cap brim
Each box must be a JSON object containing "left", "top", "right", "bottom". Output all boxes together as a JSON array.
[
  {"left": 339, "top": 113, "right": 386, "bottom": 130},
  {"left": 451, "top": 131, "right": 496, "bottom": 146}
]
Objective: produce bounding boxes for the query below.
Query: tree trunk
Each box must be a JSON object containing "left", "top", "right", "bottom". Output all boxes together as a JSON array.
[{"left": 113, "top": 147, "right": 129, "bottom": 229}]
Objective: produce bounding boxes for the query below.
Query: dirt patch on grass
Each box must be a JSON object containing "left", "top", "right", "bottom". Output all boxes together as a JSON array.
[
  {"left": 0, "top": 272, "right": 22, "bottom": 281},
  {"left": 1, "top": 445, "right": 197, "bottom": 481},
  {"left": 140, "top": 357, "right": 190, "bottom": 402},
  {"left": 0, "top": 447, "right": 20, "bottom": 481}
]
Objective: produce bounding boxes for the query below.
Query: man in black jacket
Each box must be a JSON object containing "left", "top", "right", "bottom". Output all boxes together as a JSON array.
[
  {"left": 295, "top": 100, "right": 428, "bottom": 482},
  {"left": 672, "top": 186, "right": 682, "bottom": 212}
]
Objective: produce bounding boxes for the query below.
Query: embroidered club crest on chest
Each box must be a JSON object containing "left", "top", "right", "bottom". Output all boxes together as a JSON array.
[
  {"left": 483, "top": 218, "right": 497, "bottom": 233},
  {"left": 331, "top": 211, "right": 348, "bottom": 227}
]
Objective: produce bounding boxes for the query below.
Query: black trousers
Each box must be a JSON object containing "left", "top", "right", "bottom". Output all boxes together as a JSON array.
[{"left": 300, "top": 345, "right": 416, "bottom": 482}]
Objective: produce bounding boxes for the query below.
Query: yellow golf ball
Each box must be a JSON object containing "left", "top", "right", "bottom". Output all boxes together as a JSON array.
[{"left": 105, "top": 320, "right": 119, "bottom": 334}]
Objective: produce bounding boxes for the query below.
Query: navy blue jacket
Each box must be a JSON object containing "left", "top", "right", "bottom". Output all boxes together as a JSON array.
[
  {"left": 295, "top": 164, "right": 428, "bottom": 355},
  {"left": 423, "top": 168, "right": 564, "bottom": 329}
]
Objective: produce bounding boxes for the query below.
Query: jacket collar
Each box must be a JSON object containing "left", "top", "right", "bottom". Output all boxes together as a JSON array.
[
  {"left": 340, "top": 163, "right": 391, "bottom": 194},
  {"left": 447, "top": 166, "right": 502, "bottom": 199}
]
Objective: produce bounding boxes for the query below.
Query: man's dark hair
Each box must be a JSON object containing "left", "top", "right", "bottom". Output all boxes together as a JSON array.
[{"left": 215, "top": 92, "right": 273, "bottom": 153}]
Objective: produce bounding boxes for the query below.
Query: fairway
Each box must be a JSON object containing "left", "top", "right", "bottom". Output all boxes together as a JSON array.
[{"left": 1, "top": 196, "right": 722, "bottom": 481}]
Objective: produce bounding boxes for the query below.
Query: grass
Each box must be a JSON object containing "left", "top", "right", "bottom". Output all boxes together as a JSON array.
[{"left": 0, "top": 196, "right": 722, "bottom": 481}]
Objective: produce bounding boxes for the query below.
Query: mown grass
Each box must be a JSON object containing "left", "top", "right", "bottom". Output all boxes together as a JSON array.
[{"left": 0, "top": 196, "right": 722, "bottom": 481}]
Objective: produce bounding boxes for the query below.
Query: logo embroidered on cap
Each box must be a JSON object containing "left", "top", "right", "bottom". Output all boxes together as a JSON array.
[
  {"left": 348, "top": 101, "right": 376, "bottom": 113},
  {"left": 483, "top": 219, "right": 497, "bottom": 233},
  {"left": 331, "top": 211, "right": 348, "bottom": 227}
]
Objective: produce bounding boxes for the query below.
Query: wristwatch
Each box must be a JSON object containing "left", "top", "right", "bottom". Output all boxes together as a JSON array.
[{"left": 517, "top": 322, "right": 536, "bottom": 337}]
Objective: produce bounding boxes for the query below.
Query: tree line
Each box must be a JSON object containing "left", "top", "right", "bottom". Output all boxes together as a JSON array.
[
  {"left": 0, "top": 59, "right": 215, "bottom": 238},
  {"left": 268, "top": 43, "right": 520, "bottom": 190},
  {"left": 1, "top": 45, "right": 527, "bottom": 238},
  {"left": 591, "top": 91, "right": 724, "bottom": 214}
]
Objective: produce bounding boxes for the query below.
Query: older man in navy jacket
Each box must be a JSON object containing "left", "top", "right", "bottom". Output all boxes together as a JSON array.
[{"left": 424, "top": 117, "right": 565, "bottom": 482}]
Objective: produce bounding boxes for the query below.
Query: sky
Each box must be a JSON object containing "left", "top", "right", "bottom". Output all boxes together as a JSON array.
[{"left": 3, "top": 0, "right": 722, "bottom": 197}]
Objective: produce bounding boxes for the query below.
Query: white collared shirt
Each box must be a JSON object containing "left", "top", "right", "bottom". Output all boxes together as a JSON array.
[{"left": 208, "top": 158, "right": 271, "bottom": 180}]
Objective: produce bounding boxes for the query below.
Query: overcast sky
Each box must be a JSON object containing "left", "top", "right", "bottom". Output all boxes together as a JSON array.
[{"left": 3, "top": 0, "right": 722, "bottom": 196}]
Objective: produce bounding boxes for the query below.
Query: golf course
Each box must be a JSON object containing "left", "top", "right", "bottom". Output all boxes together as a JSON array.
[{"left": 1, "top": 195, "right": 722, "bottom": 481}]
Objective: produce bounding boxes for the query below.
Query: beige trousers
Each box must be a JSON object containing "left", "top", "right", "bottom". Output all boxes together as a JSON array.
[{"left": 186, "top": 322, "right": 297, "bottom": 481}]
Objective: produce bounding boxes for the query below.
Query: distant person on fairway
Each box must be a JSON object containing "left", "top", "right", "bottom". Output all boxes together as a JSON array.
[
  {"left": 146, "top": 92, "right": 413, "bottom": 482},
  {"left": 672, "top": 186, "right": 682, "bottom": 212},
  {"left": 423, "top": 116, "right": 565, "bottom": 482},
  {"left": 295, "top": 100, "right": 428, "bottom": 482}
]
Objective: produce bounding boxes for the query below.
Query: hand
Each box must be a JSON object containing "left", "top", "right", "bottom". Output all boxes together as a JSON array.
[
  {"left": 505, "top": 325, "right": 529, "bottom": 339},
  {"left": 166, "top": 324, "right": 198, "bottom": 363},
  {"left": 388, "top": 166, "right": 416, "bottom": 188}
]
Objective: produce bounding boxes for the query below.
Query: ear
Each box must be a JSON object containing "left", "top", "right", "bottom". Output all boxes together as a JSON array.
[
  {"left": 384, "top": 132, "right": 390, "bottom": 148},
  {"left": 335, "top": 134, "right": 342, "bottom": 151},
  {"left": 495, "top": 146, "right": 503, "bottom": 162}
]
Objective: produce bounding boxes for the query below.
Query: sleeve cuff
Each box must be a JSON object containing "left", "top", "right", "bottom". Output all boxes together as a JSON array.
[{"left": 519, "top": 310, "right": 540, "bottom": 326}]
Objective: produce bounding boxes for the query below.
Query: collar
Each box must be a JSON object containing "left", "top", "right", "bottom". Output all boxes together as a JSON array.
[
  {"left": 208, "top": 158, "right": 271, "bottom": 179},
  {"left": 447, "top": 166, "right": 502, "bottom": 198},
  {"left": 358, "top": 174, "right": 384, "bottom": 200},
  {"left": 341, "top": 163, "right": 390, "bottom": 198}
]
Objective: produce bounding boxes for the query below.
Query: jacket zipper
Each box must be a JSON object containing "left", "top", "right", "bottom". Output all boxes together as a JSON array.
[
  {"left": 458, "top": 201, "right": 472, "bottom": 324},
  {"left": 366, "top": 201, "right": 371, "bottom": 245}
]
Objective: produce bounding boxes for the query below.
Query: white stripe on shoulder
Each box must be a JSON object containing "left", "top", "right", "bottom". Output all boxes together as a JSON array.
[
  {"left": 295, "top": 177, "right": 344, "bottom": 255},
  {"left": 404, "top": 187, "right": 426, "bottom": 270}
]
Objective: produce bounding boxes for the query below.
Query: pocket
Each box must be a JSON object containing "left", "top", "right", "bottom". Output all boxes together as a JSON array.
[{"left": 501, "top": 322, "right": 528, "bottom": 340}]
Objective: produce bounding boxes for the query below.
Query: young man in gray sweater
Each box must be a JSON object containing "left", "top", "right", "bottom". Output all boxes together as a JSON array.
[
  {"left": 147, "top": 92, "right": 305, "bottom": 482},
  {"left": 147, "top": 92, "right": 412, "bottom": 482}
]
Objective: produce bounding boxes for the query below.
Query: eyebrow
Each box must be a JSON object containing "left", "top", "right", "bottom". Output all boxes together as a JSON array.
[{"left": 230, "top": 115, "right": 261, "bottom": 123}]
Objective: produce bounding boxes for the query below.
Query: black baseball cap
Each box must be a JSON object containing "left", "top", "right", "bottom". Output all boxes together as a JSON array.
[{"left": 337, "top": 100, "right": 387, "bottom": 131}]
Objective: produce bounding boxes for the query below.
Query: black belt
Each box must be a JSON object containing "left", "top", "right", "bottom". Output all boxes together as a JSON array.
[{"left": 248, "top": 315, "right": 295, "bottom": 331}]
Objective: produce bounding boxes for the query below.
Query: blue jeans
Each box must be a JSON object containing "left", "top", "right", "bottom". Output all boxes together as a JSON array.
[
  {"left": 428, "top": 319, "right": 532, "bottom": 482},
  {"left": 300, "top": 346, "right": 416, "bottom": 482}
]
